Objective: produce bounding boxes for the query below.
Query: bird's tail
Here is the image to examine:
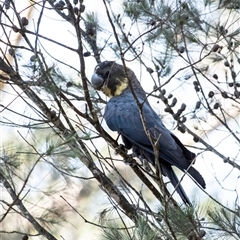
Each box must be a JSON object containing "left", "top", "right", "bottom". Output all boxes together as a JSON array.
[
  {"left": 162, "top": 164, "right": 192, "bottom": 206},
  {"left": 187, "top": 166, "right": 206, "bottom": 189}
]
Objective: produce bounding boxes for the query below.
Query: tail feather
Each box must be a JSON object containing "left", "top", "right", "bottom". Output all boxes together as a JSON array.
[
  {"left": 162, "top": 164, "right": 192, "bottom": 205},
  {"left": 187, "top": 167, "right": 206, "bottom": 189}
]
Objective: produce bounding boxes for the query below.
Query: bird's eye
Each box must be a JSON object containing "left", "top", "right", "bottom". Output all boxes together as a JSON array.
[{"left": 95, "top": 65, "right": 100, "bottom": 71}]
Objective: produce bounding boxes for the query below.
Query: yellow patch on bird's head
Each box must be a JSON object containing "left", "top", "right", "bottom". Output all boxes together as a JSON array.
[{"left": 102, "top": 77, "right": 128, "bottom": 98}]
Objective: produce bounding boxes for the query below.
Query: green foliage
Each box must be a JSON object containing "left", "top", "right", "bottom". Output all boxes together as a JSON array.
[
  {"left": 156, "top": 205, "right": 205, "bottom": 239},
  {"left": 100, "top": 205, "right": 208, "bottom": 240},
  {"left": 208, "top": 207, "right": 240, "bottom": 239},
  {"left": 85, "top": 12, "right": 99, "bottom": 39},
  {"left": 219, "top": 0, "right": 240, "bottom": 9},
  {"left": 123, "top": 0, "right": 153, "bottom": 20},
  {"left": 101, "top": 217, "right": 158, "bottom": 240},
  {"left": 0, "top": 150, "right": 21, "bottom": 175},
  {"left": 135, "top": 217, "right": 159, "bottom": 240},
  {"left": 100, "top": 205, "right": 240, "bottom": 239}
]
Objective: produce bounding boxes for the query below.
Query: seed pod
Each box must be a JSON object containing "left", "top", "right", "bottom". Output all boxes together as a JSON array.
[
  {"left": 219, "top": 25, "right": 224, "bottom": 34},
  {"left": 5, "top": 0, "right": 10, "bottom": 10},
  {"left": 180, "top": 103, "right": 186, "bottom": 111},
  {"left": 170, "top": 97, "right": 177, "bottom": 107},
  {"left": 221, "top": 91, "right": 228, "bottom": 98},
  {"left": 161, "top": 89, "right": 166, "bottom": 95},
  {"left": 177, "top": 125, "right": 186, "bottom": 133},
  {"left": 164, "top": 106, "right": 173, "bottom": 114},
  {"left": 146, "top": 67, "right": 154, "bottom": 74},
  {"left": 73, "top": 0, "right": 78, "bottom": 4},
  {"left": 224, "top": 61, "right": 230, "bottom": 67},
  {"left": 199, "top": 230, "right": 206, "bottom": 238},
  {"left": 231, "top": 70, "right": 236, "bottom": 79},
  {"left": 238, "top": 58, "right": 240, "bottom": 64},
  {"left": 234, "top": 90, "right": 240, "bottom": 98},
  {"left": 177, "top": 109, "right": 183, "bottom": 116},
  {"left": 208, "top": 91, "right": 214, "bottom": 98},
  {"left": 193, "top": 81, "right": 199, "bottom": 86},
  {"left": 8, "top": 48, "right": 15, "bottom": 56},
  {"left": 213, "top": 102, "right": 219, "bottom": 109},
  {"left": 50, "top": 110, "right": 57, "bottom": 119},
  {"left": 211, "top": 44, "right": 219, "bottom": 52},
  {"left": 180, "top": 116, "right": 187, "bottom": 123},
  {"left": 168, "top": 93, "right": 173, "bottom": 99},
  {"left": 236, "top": 83, "right": 240, "bottom": 87},
  {"left": 163, "top": 98, "right": 168, "bottom": 104},
  {"left": 80, "top": 4, "right": 85, "bottom": 12},
  {"left": 178, "top": 46, "right": 185, "bottom": 53},
  {"left": 22, "top": 235, "right": 29, "bottom": 240},
  {"left": 228, "top": 82, "right": 234, "bottom": 87},
  {"left": 21, "top": 17, "right": 28, "bottom": 26},
  {"left": 66, "top": 81, "right": 73, "bottom": 88},
  {"left": 193, "top": 136, "right": 199, "bottom": 142},
  {"left": 83, "top": 51, "right": 91, "bottom": 57},
  {"left": 173, "top": 113, "right": 179, "bottom": 120},
  {"left": 55, "top": 2, "right": 64, "bottom": 10},
  {"left": 194, "top": 86, "right": 200, "bottom": 92},
  {"left": 30, "top": 55, "right": 37, "bottom": 62},
  {"left": 59, "top": 0, "right": 65, "bottom": 5},
  {"left": 73, "top": 7, "right": 78, "bottom": 14},
  {"left": 213, "top": 74, "right": 218, "bottom": 79},
  {"left": 195, "top": 101, "right": 201, "bottom": 109}
]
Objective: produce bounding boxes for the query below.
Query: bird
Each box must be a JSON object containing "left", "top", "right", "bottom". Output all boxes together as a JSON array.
[{"left": 91, "top": 60, "right": 206, "bottom": 205}]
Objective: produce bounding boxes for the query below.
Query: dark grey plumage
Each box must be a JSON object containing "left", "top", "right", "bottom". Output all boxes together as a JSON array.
[{"left": 91, "top": 61, "right": 206, "bottom": 205}]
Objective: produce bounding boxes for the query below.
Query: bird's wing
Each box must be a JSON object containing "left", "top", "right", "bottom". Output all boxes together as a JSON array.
[
  {"left": 105, "top": 94, "right": 187, "bottom": 168},
  {"left": 104, "top": 94, "right": 206, "bottom": 189}
]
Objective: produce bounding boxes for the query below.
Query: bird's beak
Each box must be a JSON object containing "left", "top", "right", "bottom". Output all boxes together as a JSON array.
[{"left": 91, "top": 73, "right": 104, "bottom": 90}]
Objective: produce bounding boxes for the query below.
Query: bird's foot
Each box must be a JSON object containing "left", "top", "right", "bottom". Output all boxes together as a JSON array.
[
  {"left": 141, "top": 159, "right": 153, "bottom": 173},
  {"left": 123, "top": 156, "right": 137, "bottom": 167},
  {"left": 114, "top": 144, "right": 128, "bottom": 155}
]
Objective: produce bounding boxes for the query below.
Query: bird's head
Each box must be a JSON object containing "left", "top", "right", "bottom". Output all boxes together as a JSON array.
[{"left": 91, "top": 61, "right": 144, "bottom": 98}]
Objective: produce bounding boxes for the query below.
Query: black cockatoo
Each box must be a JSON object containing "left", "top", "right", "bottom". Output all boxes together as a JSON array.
[{"left": 91, "top": 61, "right": 206, "bottom": 205}]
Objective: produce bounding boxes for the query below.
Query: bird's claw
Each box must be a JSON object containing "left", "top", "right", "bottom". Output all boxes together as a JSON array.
[{"left": 114, "top": 144, "right": 128, "bottom": 155}]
